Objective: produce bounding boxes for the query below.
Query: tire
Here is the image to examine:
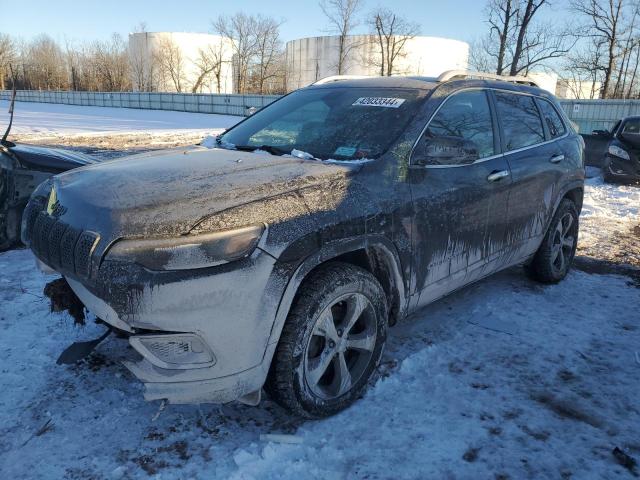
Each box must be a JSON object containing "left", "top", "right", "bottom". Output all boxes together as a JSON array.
[
  {"left": 266, "top": 262, "right": 388, "bottom": 418},
  {"left": 528, "top": 199, "right": 579, "bottom": 284}
]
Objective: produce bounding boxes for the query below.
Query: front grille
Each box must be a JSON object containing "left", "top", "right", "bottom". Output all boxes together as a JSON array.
[
  {"left": 29, "top": 211, "right": 99, "bottom": 279},
  {"left": 22, "top": 199, "right": 43, "bottom": 245}
]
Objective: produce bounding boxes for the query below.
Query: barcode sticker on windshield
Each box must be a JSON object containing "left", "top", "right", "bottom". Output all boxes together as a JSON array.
[{"left": 352, "top": 97, "right": 406, "bottom": 108}]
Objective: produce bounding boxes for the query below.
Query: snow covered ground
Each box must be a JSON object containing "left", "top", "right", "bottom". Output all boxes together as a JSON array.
[
  {"left": 0, "top": 104, "right": 639, "bottom": 479},
  {"left": 0, "top": 101, "right": 240, "bottom": 151},
  {"left": 579, "top": 174, "right": 640, "bottom": 268}
]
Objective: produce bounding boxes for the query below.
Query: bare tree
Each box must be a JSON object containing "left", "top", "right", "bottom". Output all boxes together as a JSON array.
[
  {"left": 368, "top": 8, "right": 419, "bottom": 76},
  {"left": 252, "top": 16, "right": 284, "bottom": 94},
  {"left": 487, "top": 0, "right": 518, "bottom": 74},
  {"left": 213, "top": 12, "right": 284, "bottom": 93},
  {"left": 0, "top": 34, "right": 15, "bottom": 90},
  {"left": 625, "top": 40, "right": 640, "bottom": 98},
  {"left": 509, "top": 0, "right": 545, "bottom": 75},
  {"left": 154, "top": 36, "right": 186, "bottom": 92},
  {"left": 191, "top": 42, "right": 227, "bottom": 93},
  {"left": 571, "top": 0, "right": 627, "bottom": 97},
  {"left": 564, "top": 39, "right": 606, "bottom": 98},
  {"left": 23, "top": 35, "right": 68, "bottom": 90},
  {"left": 320, "top": 0, "right": 363, "bottom": 74},
  {"left": 91, "top": 34, "right": 130, "bottom": 91},
  {"left": 213, "top": 13, "right": 260, "bottom": 93},
  {"left": 612, "top": 3, "right": 639, "bottom": 97},
  {"left": 478, "top": 0, "right": 575, "bottom": 76}
]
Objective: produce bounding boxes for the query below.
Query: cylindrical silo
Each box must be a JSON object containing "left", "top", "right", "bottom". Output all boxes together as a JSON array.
[{"left": 285, "top": 35, "right": 470, "bottom": 91}]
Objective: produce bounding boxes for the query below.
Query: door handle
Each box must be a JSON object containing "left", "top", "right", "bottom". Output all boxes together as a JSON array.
[
  {"left": 550, "top": 154, "right": 565, "bottom": 163},
  {"left": 487, "top": 170, "right": 510, "bottom": 182}
]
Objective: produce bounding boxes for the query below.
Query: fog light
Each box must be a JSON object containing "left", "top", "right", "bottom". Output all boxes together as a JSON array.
[{"left": 130, "top": 334, "right": 216, "bottom": 369}]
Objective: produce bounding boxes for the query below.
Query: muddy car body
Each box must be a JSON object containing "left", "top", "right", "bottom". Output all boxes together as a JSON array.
[
  {"left": 0, "top": 142, "right": 95, "bottom": 250},
  {"left": 24, "top": 73, "right": 584, "bottom": 417}
]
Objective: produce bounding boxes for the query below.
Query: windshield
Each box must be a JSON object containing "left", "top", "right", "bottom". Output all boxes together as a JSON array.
[{"left": 219, "top": 87, "right": 426, "bottom": 161}]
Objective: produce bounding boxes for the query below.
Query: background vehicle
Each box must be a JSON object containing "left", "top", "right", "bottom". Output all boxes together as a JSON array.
[
  {"left": 23, "top": 71, "right": 584, "bottom": 418},
  {"left": 1, "top": 90, "right": 96, "bottom": 250},
  {"left": 0, "top": 143, "right": 96, "bottom": 250},
  {"left": 582, "top": 116, "right": 640, "bottom": 184}
]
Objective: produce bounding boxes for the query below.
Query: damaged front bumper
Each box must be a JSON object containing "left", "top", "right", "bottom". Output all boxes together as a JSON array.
[{"left": 42, "top": 248, "right": 285, "bottom": 405}]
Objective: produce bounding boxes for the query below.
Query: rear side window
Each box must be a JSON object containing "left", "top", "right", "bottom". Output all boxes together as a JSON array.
[
  {"left": 495, "top": 92, "right": 545, "bottom": 150},
  {"left": 537, "top": 99, "right": 566, "bottom": 138},
  {"left": 426, "top": 90, "right": 495, "bottom": 159}
]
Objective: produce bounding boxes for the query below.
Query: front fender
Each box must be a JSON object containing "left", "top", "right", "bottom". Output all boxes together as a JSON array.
[{"left": 258, "top": 234, "right": 408, "bottom": 371}]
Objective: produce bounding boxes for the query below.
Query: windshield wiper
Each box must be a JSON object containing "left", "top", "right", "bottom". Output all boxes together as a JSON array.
[{"left": 234, "top": 144, "right": 290, "bottom": 156}]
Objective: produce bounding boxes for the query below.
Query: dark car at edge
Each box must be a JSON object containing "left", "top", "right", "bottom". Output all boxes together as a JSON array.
[
  {"left": 0, "top": 142, "right": 95, "bottom": 250},
  {"left": 583, "top": 115, "right": 640, "bottom": 184}
]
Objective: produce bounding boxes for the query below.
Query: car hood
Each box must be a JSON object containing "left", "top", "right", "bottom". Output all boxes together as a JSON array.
[
  {"left": 52, "top": 147, "right": 357, "bottom": 240},
  {"left": 11, "top": 143, "right": 96, "bottom": 172}
]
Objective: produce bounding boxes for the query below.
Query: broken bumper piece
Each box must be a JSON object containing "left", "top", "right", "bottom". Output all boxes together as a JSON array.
[{"left": 124, "top": 358, "right": 265, "bottom": 404}]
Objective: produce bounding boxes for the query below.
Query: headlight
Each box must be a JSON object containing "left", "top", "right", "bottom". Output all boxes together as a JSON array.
[
  {"left": 108, "top": 224, "right": 265, "bottom": 270},
  {"left": 608, "top": 145, "right": 630, "bottom": 160}
]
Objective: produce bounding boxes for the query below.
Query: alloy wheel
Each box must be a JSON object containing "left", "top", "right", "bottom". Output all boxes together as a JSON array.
[
  {"left": 551, "top": 212, "right": 576, "bottom": 274},
  {"left": 303, "top": 293, "right": 377, "bottom": 400}
]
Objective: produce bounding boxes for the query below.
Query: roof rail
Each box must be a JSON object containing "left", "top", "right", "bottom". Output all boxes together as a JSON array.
[
  {"left": 437, "top": 70, "right": 539, "bottom": 87},
  {"left": 312, "top": 75, "right": 372, "bottom": 85}
]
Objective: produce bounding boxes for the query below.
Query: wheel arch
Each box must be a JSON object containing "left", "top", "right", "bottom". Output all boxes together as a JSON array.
[
  {"left": 544, "top": 181, "right": 584, "bottom": 236},
  {"left": 260, "top": 235, "right": 408, "bottom": 371},
  {"left": 561, "top": 184, "right": 584, "bottom": 214}
]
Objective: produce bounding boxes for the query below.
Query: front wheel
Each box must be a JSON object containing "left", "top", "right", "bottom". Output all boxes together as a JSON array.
[
  {"left": 266, "top": 262, "right": 388, "bottom": 418},
  {"left": 528, "top": 199, "right": 579, "bottom": 283}
]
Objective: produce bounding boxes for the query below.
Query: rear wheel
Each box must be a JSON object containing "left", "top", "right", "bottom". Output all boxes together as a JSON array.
[
  {"left": 528, "top": 199, "right": 579, "bottom": 283},
  {"left": 266, "top": 262, "right": 388, "bottom": 418}
]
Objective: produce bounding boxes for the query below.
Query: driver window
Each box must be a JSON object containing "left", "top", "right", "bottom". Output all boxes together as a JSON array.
[{"left": 417, "top": 90, "right": 495, "bottom": 166}]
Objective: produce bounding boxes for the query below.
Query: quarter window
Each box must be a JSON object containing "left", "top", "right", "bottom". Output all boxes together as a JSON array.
[
  {"left": 537, "top": 99, "right": 566, "bottom": 138},
  {"left": 495, "top": 92, "right": 545, "bottom": 150},
  {"left": 425, "top": 90, "right": 495, "bottom": 160}
]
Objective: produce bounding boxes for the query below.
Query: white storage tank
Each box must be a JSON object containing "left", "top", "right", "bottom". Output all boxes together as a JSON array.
[
  {"left": 128, "top": 32, "right": 234, "bottom": 93},
  {"left": 285, "top": 35, "right": 469, "bottom": 91}
]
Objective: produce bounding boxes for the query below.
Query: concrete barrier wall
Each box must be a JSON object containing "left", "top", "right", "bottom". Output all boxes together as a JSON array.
[
  {"left": 0, "top": 90, "right": 280, "bottom": 117},
  {"left": 1, "top": 90, "right": 639, "bottom": 132},
  {"left": 558, "top": 99, "right": 640, "bottom": 134}
]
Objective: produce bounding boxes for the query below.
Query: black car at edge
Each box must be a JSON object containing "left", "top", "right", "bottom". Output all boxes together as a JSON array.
[{"left": 585, "top": 115, "right": 640, "bottom": 184}]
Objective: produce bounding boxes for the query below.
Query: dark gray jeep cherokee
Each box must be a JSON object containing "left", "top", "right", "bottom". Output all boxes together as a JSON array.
[{"left": 22, "top": 72, "right": 584, "bottom": 417}]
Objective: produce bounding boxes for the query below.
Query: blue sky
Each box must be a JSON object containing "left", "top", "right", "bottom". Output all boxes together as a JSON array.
[{"left": 0, "top": 0, "right": 570, "bottom": 45}]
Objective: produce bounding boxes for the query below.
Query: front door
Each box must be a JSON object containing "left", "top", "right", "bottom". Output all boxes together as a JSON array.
[{"left": 408, "top": 89, "right": 511, "bottom": 307}]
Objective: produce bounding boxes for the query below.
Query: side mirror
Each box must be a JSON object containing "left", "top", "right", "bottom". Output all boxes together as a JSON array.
[
  {"left": 413, "top": 135, "right": 479, "bottom": 166},
  {"left": 592, "top": 129, "right": 611, "bottom": 138}
]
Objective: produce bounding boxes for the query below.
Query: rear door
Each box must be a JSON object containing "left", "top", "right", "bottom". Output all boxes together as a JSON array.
[
  {"left": 493, "top": 90, "right": 565, "bottom": 257},
  {"left": 408, "top": 89, "right": 511, "bottom": 307}
]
